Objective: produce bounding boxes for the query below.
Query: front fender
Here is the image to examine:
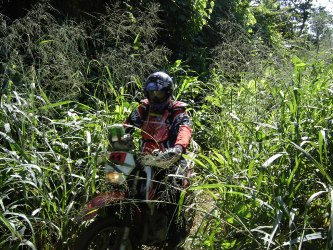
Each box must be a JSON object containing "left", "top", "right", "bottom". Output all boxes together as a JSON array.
[{"left": 78, "top": 191, "right": 126, "bottom": 221}]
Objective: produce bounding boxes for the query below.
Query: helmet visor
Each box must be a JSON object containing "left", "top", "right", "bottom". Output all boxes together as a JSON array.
[
  {"left": 147, "top": 90, "right": 167, "bottom": 103},
  {"left": 146, "top": 82, "right": 163, "bottom": 91}
]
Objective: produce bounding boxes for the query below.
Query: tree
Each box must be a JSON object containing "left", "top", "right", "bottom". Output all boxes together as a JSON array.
[
  {"left": 309, "top": 6, "right": 333, "bottom": 51},
  {"left": 251, "top": 0, "right": 294, "bottom": 45},
  {"left": 278, "top": 0, "right": 314, "bottom": 35}
]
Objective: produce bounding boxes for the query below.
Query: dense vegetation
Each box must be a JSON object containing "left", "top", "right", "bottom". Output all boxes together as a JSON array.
[{"left": 1, "top": 0, "right": 333, "bottom": 249}]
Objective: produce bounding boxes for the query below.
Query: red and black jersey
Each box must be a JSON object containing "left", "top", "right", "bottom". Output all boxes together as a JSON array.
[{"left": 124, "top": 99, "right": 192, "bottom": 153}]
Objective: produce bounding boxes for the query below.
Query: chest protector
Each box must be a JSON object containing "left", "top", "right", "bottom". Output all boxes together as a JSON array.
[
  {"left": 141, "top": 108, "right": 171, "bottom": 143},
  {"left": 140, "top": 99, "right": 188, "bottom": 146}
]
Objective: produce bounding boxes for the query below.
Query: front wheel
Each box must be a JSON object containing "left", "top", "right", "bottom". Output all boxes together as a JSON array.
[{"left": 74, "top": 218, "right": 135, "bottom": 250}]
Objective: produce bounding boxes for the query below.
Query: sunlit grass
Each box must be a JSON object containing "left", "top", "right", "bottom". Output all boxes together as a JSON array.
[
  {"left": 1, "top": 54, "right": 333, "bottom": 249},
  {"left": 186, "top": 54, "right": 333, "bottom": 249}
]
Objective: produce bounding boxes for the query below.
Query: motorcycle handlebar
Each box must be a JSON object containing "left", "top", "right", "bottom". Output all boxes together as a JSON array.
[{"left": 138, "top": 151, "right": 181, "bottom": 169}]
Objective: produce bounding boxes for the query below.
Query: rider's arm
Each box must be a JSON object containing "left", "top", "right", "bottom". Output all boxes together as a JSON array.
[{"left": 173, "top": 109, "right": 192, "bottom": 151}]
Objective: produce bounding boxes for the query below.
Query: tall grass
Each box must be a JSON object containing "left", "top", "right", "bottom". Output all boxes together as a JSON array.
[
  {"left": 0, "top": 2, "right": 168, "bottom": 103},
  {"left": 0, "top": 3, "right": 164, "bottom": 248},
  {"left": 0, "top": 78, "right": 135, "bottom": 248},
  {"left": 186, "top": 53, "right": 333, "bottom": 249},
  {"left": 1, "top": 48, "right": 332, "bottom": 250}
]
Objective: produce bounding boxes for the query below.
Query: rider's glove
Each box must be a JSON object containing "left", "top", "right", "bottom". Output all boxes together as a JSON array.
[
  {"left": 160, "top": 145, "right": 183, "bottom": 161},
  {"left": 111, "top": 134, "right": 133, "bottom": 151}
]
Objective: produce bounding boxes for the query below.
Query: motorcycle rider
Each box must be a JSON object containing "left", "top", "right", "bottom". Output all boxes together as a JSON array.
[
  {"left": 124, "top": 71, "right": 192, "bottom": 179},
  {"left": 124, "top": 71, "right": 193, "bottom": 248},
  {"left": 125, "top": 72, "right": 191, "bottom": 153}
]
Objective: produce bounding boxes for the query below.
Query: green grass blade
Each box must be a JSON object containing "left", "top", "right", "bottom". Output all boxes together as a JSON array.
[
  {"left": 0, "top": 212, "right": 22, "bottom": 241},
  {"left": 288, "top": 140, "right": 332, "bottom": 184},
  {"left": 328, "top": 189, "right": 333, "bottom": 249}
]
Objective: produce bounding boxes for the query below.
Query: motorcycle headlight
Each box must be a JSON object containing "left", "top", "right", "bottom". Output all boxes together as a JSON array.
[{"left": 106, "top": 171, "right": 125, "bottom": 185}]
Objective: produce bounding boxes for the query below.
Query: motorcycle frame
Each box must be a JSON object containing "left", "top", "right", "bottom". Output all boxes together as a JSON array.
[{"left": 78, "top": 153, "right": 175, "bottom": 246}]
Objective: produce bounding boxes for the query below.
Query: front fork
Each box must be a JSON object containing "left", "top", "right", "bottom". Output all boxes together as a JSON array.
[
  {"left": 118, "top": 168, "right": 147, "bottom": 249},
  {"left": 120, "top": 166, "right": 157, "bottom": 248},
  {"left": 119, "top": 226, "right": 131, "bottom": 250}
]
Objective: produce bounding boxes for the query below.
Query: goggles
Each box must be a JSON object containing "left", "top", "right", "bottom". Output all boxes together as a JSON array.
[
  {"left": 147, "top": 90, "right": 167, "bottom": 103},
  {"left": 145, "top": 82, "right": 169, "bottom": 103}
]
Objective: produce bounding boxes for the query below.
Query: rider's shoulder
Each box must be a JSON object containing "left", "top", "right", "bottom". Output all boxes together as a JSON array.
[
  {"left": 140, "top": 99, "right": 150, "bottom": 106},
  {"left": 138, "top": 99, "right": 150, "bottom": 110},
  {"left": 171, "top": 100, "right": 188, "bottom": 109},
  {"left": 136, "top": 99, "right": 149, "bottom": 115}
]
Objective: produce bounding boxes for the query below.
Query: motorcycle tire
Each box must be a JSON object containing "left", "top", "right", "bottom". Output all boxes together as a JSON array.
[{"left": 74, "top": 217, "right": 136, "bottom": 250}]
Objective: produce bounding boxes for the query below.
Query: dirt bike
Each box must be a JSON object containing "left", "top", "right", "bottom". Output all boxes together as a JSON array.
[{"left": 74, "top": 125, "right": 194, "bottom": 250}]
